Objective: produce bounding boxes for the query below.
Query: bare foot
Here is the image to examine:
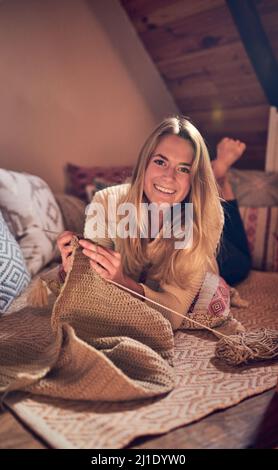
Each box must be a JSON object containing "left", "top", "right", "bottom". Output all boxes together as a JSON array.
[{"left": 212, "top": 137, "right": 246, "bottom": 180}]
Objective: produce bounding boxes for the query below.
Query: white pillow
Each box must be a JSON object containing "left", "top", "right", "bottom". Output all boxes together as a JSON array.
[
  {"left": 0, "top": 169, "right": 64, "bottom": 276},
  {"left": 229, "top": 169, "right": 278, "bottom": 207}
]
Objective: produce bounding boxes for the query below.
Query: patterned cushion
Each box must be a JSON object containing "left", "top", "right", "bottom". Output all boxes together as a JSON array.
[
  {"left": 239, "top": 206, "right": 278, "bottom": 271},
  {"left": 85, "top": 176, "right": 124, "bottom": 202},
  {"left": 66, "top": 163, "right": 133, "bottom": 201},
  {"left": 180, "top": 272, "right": 231, "bottom": 330},
  {"left": 0, "top": 170, "right": 64, "bottom": 276},
  {"left": 229, "top": 169, "right": 278, "bottom": 207},
  {"left": 0, "top": 211, "right": 30, "bottom": 313},
  {"left": 54, "top": 193, "right": 86, "bottom": 234}
]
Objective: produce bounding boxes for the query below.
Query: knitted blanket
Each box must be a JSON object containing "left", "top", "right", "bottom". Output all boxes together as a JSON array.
[
  {"left": 3, "top": 271, "right": 278, "bottom": 449},
  {"left": 0, "top": 247, "right": 175, "bottom": 401}
]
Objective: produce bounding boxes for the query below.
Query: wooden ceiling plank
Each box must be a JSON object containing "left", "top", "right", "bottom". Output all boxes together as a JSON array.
[
  {"left": 254, "top": 0, "right": 278, "bottom": 16},
  {"left": 169, "top": 71, "right": 265, "bottom": 96},
  {"left": 226, "top": 0, "right": 278, "bottom": 106},
  {"left": 121, "top": 0, "right": 224, "bottom": 33},
  {"left": 177, "top": 95, "right": 266, "bottom": 113},
  {"left": 206, "top": 130, "right": 268, "bottom": 144},
  {"left": 138, "top": 5, "right": 238, "bottom": 61},
  {"left": 157, "top": 40, "right": 251, "bottom": 70},
  {"left": 256, "top": 1, "right": 278, "bottom": 63},
  {"left": 120, "top": 0, "right": 171, "bottom": 18},
  {"left": 186, "top": 104, "right": 269, "bottom": 133},
  {"left": 157, "top": 41, "right": 257, "bottom": 81},
  {"left": 169, "top": 71, "right": 266, "bottom": 90},
  {"left": 174, "top": 87, "right": 265, "bottom": 103},
  {"left": 258, "top": 10, "right": 278, "bottom": 36}
]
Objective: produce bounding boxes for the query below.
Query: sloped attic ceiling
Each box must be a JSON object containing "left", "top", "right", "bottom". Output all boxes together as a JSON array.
[{"left": 120, "top": 0, "right": 278, "bottom": 169}]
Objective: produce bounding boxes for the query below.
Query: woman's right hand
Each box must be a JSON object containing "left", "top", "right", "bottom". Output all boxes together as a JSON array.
[{"left": 57, "top": 231, "right": 75, "bottom": 273}]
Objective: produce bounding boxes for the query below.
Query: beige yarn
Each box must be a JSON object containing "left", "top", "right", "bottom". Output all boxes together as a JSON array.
[
  {"left": 215, "top": 328, "right": 278, "bottom": 365},
  {"left": 109, "top": 277, "right": 278, "bottom": 366}
]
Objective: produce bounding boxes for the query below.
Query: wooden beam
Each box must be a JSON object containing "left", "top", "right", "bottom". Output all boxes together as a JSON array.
[{"left": 226, "top": 0, "right": 278, "bottom": 106}]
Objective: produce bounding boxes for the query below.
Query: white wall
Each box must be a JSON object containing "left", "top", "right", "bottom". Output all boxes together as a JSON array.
[
  {"left": 265, "top": 106, "right": 278, "bottom": 172},
  {"left": 0, "top": 0, "right": 178, "bottom": 192}
]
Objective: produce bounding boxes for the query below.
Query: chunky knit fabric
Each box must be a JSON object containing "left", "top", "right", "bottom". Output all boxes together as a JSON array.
[
  {"left": 0, "top": 246, "right": 175, "bottom": 401},
  {"left": 0, "top": 250, "right": 247, "bottom": 402}
]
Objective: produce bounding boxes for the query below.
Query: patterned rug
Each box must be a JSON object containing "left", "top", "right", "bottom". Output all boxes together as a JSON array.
[{"left": 4, "top": 270, "right": 278, "bottom": 449}]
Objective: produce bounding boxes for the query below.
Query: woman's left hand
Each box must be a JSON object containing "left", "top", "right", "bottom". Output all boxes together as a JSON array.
[{"left": 78, "top": 239, "right": 126, "bottom": 284}]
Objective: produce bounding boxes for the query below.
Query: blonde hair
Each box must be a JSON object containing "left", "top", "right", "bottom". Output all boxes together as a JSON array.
[{"left": 119, "top": 116, "right": 224, "bottom": 288}]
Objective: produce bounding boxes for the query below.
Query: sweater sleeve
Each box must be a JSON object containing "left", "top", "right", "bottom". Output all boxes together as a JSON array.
[
  {"left": 83, "top": 184, "right": 130, "bottom": 249},
  {"left": 139, "top": 269, "right": 205, "bottom": 331}
]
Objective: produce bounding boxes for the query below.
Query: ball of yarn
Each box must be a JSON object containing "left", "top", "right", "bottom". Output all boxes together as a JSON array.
[{"left": 215, "top": 328, "right": 278, "bottom": 365}]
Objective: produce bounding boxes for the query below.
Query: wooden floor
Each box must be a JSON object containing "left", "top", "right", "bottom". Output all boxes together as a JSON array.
[{"left": 1, "top": 389, "right": 278, "bottom": 449}]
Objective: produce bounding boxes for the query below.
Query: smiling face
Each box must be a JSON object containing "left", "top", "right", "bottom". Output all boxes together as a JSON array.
[{"left": 143, "top": 134, "right": 194, "bottom": 206}]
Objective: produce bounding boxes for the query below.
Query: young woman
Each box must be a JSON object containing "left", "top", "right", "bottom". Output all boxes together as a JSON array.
[{"left": 57, "top": 116, "right": 250, "bottom": 330}]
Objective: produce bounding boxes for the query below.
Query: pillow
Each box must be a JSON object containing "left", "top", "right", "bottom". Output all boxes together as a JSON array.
[
  {"left": 179, "top": 272, "right": 245, "bottom": 335},
  {"left": 229, "top": 169, "right": 278, "bottom": 207},
  {"left": 0, "top": 210, "right": 30, "bottom": 313},
  {"left": 85, "top": 176, "right": 126, "bottom": 202},
  {"left": 65, "top": 163, "right": 133, "bottom": 201},
  {"left": 55, "top": 193, "right": 86, "bottom": 234},
  {"left": 0, "top": 170, "right": 64, "bottom": 276},
  {"left": 180, "top": 272, "right": 231, "bottom": 330},
  {"left": 239, "top": 206, "right": 278, "bottom": 271}
]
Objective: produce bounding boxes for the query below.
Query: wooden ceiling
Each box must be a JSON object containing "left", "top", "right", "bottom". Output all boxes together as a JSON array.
[
  {"left": 120, "top": 0, "right": 278, "bottom": 169},
  {"left": 257, "top": 0, "right": 278, "bottom": 64}
]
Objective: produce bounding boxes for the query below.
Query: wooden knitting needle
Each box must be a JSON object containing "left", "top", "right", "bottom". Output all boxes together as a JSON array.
[
  {"left": 42, "top": 229, "right": 84, "bottom": 240},
  {"left": 42, "top": 229, "right": 61, "bottom": 235},
  {"left": 106, "top": 277, "right": 230, "bottom": 339}
]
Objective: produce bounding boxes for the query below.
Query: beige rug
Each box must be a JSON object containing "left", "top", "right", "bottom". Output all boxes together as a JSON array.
[{"left": 4, "top": 271, "right": 278, "bottom": 449}]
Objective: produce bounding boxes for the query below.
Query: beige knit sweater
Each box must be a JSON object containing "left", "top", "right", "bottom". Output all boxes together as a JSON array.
[{"left": 84, "top": 184, "right": 224, "bottom": 331}]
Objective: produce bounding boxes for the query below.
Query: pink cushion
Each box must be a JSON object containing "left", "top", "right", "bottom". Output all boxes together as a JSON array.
[
  {"left": 85, "top": 176, "right": 126, "bottom": 203},
  {"left": 180, "top": 273, "right": 231, "bottom": 330},
  {"left": 65, "top": 163, "right": 133, "bottom": 200}
]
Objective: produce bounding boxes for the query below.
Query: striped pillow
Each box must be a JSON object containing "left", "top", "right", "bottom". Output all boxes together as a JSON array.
[
  {"left": 229, "top": 169, "right": 278, "bottom": 207},
  {"left": 239, "top": 206, "right": 278, "bottom": 271}
]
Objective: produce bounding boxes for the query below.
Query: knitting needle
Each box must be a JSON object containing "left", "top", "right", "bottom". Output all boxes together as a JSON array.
[
  {"left": 42, "top": 228, "right": 61, "bottom": 235},
  {"left": 41, "top": 229, "right": 61, "bottom": 236},
  {"left": 42, "top": 229, "right": 85, "bottom": 241},
  {"left": 105, "top": 277, "right": 231, "bottom": 339},
  {"left": 41, "top": 230, "right": 99, "bottom": 254}
]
